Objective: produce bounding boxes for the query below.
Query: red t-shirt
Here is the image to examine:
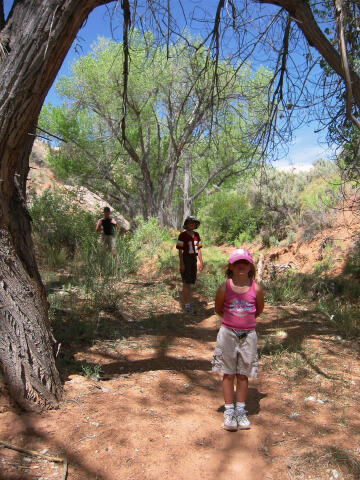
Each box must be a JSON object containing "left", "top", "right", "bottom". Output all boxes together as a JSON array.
[{"left": 176, "top": 231, "right": 202, "bottom": 256}]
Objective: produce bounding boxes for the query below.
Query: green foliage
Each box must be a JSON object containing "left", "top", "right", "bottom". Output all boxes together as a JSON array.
[
  {"left": 75, "top": 234, "right": 136, "bottom": 312},
  {"left": 245, "top": 160, "right": 341, "bottom": 243},
  {"left": 198, "top": 191, "right": 262, "bottom": 244},
  {"left": 81, "top": 362, "right": 103, "bottom": 380},
  {"left": 313, "top": 252, "right": 334, "bottom": 275},
  {"left": 39, "top": 32, "right": 272, "bottom": 226},
  {"left": 318, "top": 299, "right": 360, "bottom": 338},
  {"left": 133, "top": 217, "right": 172, "bottom": 254},
  {"left": 343, "top": 238, "right": 360, "bottom": 278},
  {"left": 264, "top": 271, "right": 309, "bottom": 304},
  {"left": 156, "top": 242, "right": 178, "bottom": 272},
  {"left": 29, "top": 189, "right": 97, "bottom": 267},
  {"left": 196, "top": 247, "right": 227, "bottom": 300}
]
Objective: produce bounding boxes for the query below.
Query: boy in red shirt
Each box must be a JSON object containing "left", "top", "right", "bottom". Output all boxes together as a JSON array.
[{"left": 176, "top": 216, "right": 204, "bottom": 314}]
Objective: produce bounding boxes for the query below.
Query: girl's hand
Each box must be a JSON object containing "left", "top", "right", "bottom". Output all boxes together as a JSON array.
[{"left": 198, "top": 261, "right": 204, "bottom": 272}]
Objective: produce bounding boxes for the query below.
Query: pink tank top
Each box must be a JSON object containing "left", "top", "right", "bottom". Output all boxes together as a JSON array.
[{"left": 222, "top": 279, "right": 256, "bottom": 331}]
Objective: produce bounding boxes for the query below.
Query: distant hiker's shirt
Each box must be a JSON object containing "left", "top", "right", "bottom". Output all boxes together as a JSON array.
[
  {"left": 101, "top": 217, "right": 115, "bottom": 235},
  {"left": 176, "top": 231, "right": 202, "bottom": 256}
]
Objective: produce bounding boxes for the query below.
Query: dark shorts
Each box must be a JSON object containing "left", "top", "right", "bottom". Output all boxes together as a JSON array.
[{"left": 181, "top": 255, "right": 197, "bottom": 284}]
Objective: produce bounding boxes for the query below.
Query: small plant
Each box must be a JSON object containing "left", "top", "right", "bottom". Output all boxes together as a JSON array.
[
  {"left": 287, "top": 230, "right": 295, "bottom": 245},
  {"left": 81, "top": 362, "right": 103, "bottom": 380}
]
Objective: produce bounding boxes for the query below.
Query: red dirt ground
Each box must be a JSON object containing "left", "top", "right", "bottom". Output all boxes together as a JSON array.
[{"left": 1, "top": 298, "right": 359, "bottom": 480}]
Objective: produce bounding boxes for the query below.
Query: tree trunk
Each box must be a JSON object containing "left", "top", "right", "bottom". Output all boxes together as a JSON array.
[
  {"left": 182, "top": 155, "right": 192, "bottom": 226},
  {"left": 0, "top": 0, "right": 112, "bottom": 411}
]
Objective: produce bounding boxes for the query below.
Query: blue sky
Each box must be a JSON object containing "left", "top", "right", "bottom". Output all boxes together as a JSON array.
[{"left": 4, "top": 0, "right": 330, "bottom": 169}]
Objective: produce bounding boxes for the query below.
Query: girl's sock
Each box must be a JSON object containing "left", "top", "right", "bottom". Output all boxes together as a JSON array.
[
  {"left": 236, "top": 402, "right": 245, "bottom": 410},
  {"left": 224, "top": 403, "right": 234, "bottom": 410}
]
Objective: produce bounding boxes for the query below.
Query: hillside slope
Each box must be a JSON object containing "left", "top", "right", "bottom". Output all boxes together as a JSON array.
[{"left": 28, "top": 139, "right": 130, "bottom": 231}]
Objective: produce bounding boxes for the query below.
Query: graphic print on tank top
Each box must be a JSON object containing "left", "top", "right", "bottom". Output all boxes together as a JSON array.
[{"left": 229, "top": 298, "right": 254, "bottom": 317}]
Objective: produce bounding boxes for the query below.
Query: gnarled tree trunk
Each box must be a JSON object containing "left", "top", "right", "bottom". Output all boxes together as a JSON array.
[{"left": 0, "top": 0, "right": 112, "bottom": 411}]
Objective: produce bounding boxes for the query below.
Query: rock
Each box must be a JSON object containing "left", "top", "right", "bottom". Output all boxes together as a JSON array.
[
  {"left": 331, "top": 469, "right": 339, "bottom": 479},
  {"left": 304, "top": 396, "right": 316, "bottom": 402}
]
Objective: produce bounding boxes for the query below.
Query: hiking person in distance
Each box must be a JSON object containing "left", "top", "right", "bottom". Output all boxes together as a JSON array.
[
  {"left": 96, "top": 207, "right": 118, "bottom": 258},
  {"left": 176, "top": 216, "right": 204, "bottom": 315}
]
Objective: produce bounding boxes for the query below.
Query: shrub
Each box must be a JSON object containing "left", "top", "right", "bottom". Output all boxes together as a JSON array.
[
  {"left": 318, "top": 299, "right": 360, "bottom": 338},
  {"left": 156, "top": 242, "right": 178, "bottom": 272},
  {"left": 133, "top": 217, "right": 172, "bottom": 255},
  {"left": 264, "top": 271, "right": 310, "bottom": 304},
  {"left": 74, "top": 233, "right": 136, "bottom": 311},
  {"left": 343, "top": 238, "right": 360, "bottom": 278},
  {"left": 196, "top": 247, "right": 227, "bottom": 300},
  {"left": 198, "top": 191, "right": 262, "bottom": 244},
  {"left": 29, "top": 189, "right": 97, "bottom": 261}
]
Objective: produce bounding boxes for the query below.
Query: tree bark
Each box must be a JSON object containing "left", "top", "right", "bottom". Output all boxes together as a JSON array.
[{"left": 0, "top": 0, "right": 112, "bottom": 411}]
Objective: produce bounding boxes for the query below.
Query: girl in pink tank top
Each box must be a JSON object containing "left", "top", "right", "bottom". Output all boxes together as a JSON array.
[{"left": 212, "top": 248, "right": 264, "bottom": 431}]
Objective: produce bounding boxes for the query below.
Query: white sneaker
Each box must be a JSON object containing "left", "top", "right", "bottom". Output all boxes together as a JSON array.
[
  {"left": 222, "top": 409, "right": 237, "bottom": 431},
  {"left": 235, "top": 408, "right": 250, "bottom": 429}
]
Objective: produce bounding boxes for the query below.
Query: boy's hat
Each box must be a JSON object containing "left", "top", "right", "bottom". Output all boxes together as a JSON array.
[
  {"left": 183, "top": 216, "right": 200, "bottom": 229},
  {"left": 228, "top": 248, "right": 254, "bottom": 264}
]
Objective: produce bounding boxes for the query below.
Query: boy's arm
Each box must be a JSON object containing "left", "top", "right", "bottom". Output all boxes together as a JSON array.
[
  {"left": 111, "top": 218, "right": 118, "bottom": 228},
  {"left": 255, "top": 283, "right": 265, "bottom": 317},
  {"left": 95, "top": 219, "right": 102, "bottom": 232},
  {"left": 215, "top": 282, "right": 226, "bottom": 317},
  {"left": 197, "top": 248, "right": 204, "bottom": 271},
  {"left": 178, "top": 249, "right": 185, "bottom": 272}
]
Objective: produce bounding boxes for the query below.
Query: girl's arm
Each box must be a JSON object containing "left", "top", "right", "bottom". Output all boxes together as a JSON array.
[
  {"left": 215, "top": 282, "right": 226, "bottom": 317},
  {"left": 255, "top": 282, "right": 265, "bottom": 317}
]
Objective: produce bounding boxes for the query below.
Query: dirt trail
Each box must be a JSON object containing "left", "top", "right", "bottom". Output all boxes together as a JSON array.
[{"left": 1, "top": 303, "right": 359, "bottom": 480}]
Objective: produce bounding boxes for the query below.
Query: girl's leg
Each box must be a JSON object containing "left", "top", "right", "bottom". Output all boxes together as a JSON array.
[
  {"left": 235, "top": 374, "right": 248, "bottom": 403},
  {"left": 222, "top": 374, "right": 236, "bottom": 404},
  {"left": 222, "top": 374, "right": 237, "bottom": 430},
  {"left": 235, "top": 374, "right": 250, "bottom": 429}
]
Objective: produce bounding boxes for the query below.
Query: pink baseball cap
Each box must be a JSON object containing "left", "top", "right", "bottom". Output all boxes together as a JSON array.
[{"left": 228, "top": 248, "right": 254, "bottom": 264}]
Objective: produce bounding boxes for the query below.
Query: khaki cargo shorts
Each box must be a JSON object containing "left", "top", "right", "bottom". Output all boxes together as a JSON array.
[
  {"left": 101, "top": 234, "right": 116, "bottom": 249},
  {"left": 211, "top": 326, "right": 258, "bottom": 377}
]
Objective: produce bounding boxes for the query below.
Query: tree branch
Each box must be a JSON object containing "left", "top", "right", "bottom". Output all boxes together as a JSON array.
[{"left": 335, "top": 0, "right": 360, "bottom": 128}]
